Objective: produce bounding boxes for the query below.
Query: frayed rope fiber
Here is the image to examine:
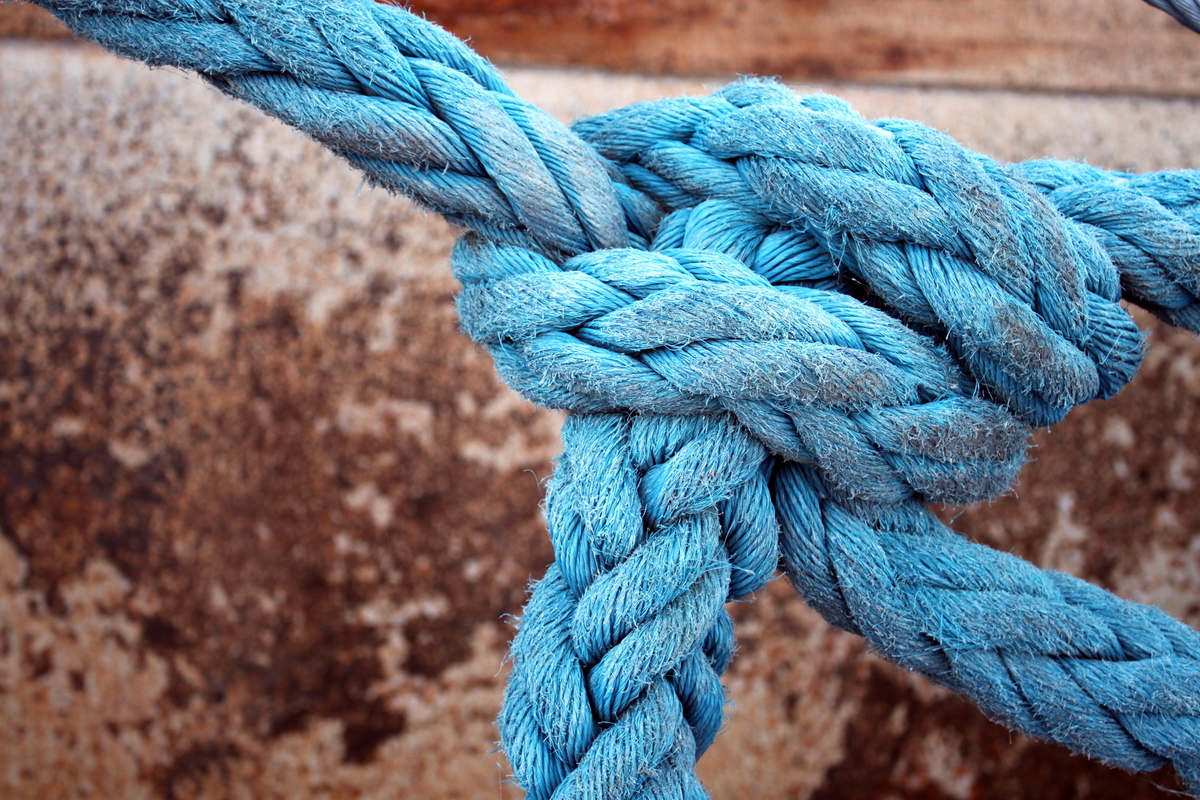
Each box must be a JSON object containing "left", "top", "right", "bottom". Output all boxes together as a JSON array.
[{"left": 32, "top": 0, "right": 1200, "bottom": 794}]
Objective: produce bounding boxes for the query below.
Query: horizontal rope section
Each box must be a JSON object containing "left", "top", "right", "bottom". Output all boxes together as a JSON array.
[{"left": 31, "top": 0, "right": 1200, "bottom": 795}]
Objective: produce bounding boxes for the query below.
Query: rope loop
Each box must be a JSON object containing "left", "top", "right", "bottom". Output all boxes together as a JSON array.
[{"left": 575, "top": 81, "right": 1195, "bottom": 426}]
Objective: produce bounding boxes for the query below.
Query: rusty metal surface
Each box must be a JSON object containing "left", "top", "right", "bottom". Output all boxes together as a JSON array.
[
  {"left": 4, "top": 44, "right": 1200, "bottom": 798},
  {"left": 7, "top": 0, "right": 1200, "bottom": 95}
]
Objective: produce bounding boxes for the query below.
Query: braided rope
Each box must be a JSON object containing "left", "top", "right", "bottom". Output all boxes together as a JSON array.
[
  {"left": 500, "top": 413, "right": 768, "bottom": 799},
  {"left": 574, "top": 82, "right": 1200, "bottom": 426},
  {"left": 30, "top": 0, "right": 1200, "bottom": 794},
  {"left": 777, "top": 463, "right": 1200, "bottom": 789},
  {"left": 454, "top": 237, "right": 1029, "bottom": 506}
]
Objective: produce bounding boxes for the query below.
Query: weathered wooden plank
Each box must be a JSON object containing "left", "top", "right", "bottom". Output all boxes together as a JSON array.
[
  {"left": 405, "top": 0, "right": 1200, "bottom": 96},
  {"left": 6, "top": 0, "right": 1200, "bottom": 95}
]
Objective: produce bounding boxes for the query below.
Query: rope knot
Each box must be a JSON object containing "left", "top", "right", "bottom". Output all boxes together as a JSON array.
[
  {"left": 573, "top": 80, "right": 1200, "bottom": 427},
  {"left": 453, "top": 236, "right": 1029, "bottom": 506}
]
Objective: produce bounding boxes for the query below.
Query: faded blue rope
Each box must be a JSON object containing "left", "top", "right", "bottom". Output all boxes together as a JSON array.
[
  {"left": 500, "top": 413, "right": 763, "bottom": 798},
  {"left": 37, "top": 0, "right": 653, "bottom": 257},
  {"left": 573, "top": 81, "right": 1199, "bottom": 426},
  {"left": 454, "top": 237, "right": 1029, "bottom": 506},
  {"left": 776, "top": 461, "right": 1200, "bottom": 789},
  {"left": 30, "top": 0, "right": 1200, "bottom": 795}
]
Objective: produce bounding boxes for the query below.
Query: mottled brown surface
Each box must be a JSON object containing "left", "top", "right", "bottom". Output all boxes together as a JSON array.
[
  {"left": 402, "top": 0, "right": 1200, "bottom": 96},
  {"left": 0, "top": 2, "right": 71, "bottom": 38},
  {"left": 7, "top": 0, "right": 1200, "bottom": 96},
  {"left": 3, "top": 42, "right": 1200, "bottom": 800},
  {"left": 2, "top": 47, "right": 557, "bottom": 799}
]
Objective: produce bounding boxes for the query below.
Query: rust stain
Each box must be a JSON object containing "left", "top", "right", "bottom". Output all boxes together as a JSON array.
[
  {"left": 0, "top": 190, "right": 556, "bottom": 774},
  {"left": 6, "top": 23, "right": 1200, "bottom": 799},
  {"left": 809, "top": 660, "right": 1184, "bottom": 799},
  {"left": 7, "top": 0, "right": 1200, "bottom": 95}
]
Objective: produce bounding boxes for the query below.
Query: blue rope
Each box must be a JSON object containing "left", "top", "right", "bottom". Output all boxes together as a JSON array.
[{"left": 30, "top": 0, "right": 1200, "bottom": 794}]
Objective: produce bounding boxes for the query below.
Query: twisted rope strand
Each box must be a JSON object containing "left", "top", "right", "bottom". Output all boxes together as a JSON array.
[
  {"left": 774, "top": 461, "right": 1200, "bottom": 789},
  {"left": 499, "top": 413, "right": 772, "bottom": 799},
  {"left": 28, "top": 0, "right": 1200, "bottom": 793},
  {"left": 453, "top": 236, "right": 1030, "bottom": 506},
  {"left": 577, "top": 82, "right": 1200, "bottom": 426},
  {"left": 39, "top": 0, "right": 647, "bottom": 257}
]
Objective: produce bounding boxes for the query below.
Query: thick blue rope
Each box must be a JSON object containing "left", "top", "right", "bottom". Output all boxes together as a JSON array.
[{"left": 31, "top": 0, "right": 1200, "bottom": 795}]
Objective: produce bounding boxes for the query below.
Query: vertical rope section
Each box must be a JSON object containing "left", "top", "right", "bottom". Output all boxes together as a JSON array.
[
  {"left": 499, "top": 413, "right": 773, "bottom": 799},
  {"left": 26, "top": 0, "right": 1200, "bottom": 794}
]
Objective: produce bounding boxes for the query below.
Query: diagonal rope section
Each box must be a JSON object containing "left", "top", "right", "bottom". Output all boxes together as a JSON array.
[
  {"left": 37, "top": 0, "right": 655, "bottom": 257},
  {"left": 776, "top": 462, "right": 1200, "bottom": 788},
  {"left": 27, "top": 0, "right": 1200, "bottom": 794}
]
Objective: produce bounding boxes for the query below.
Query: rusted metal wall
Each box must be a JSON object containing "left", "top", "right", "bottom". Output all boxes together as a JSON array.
[
  {"left": 3, "top": 3, "right": 1200, "bottom": 799},
  {"left": 8, "top": 0, "right": 1200, "bottom": 94}
]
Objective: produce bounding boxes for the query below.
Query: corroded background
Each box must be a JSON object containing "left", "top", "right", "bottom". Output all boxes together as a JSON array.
[
  {"left": 3, "top": 7, "right": 1200, "bottom": 799},
  {"left": 10, "top": 0, "right": 1200, "bottom": 94}
]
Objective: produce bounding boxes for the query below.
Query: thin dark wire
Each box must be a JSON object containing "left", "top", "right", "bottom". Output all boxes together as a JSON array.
[{"left": 1144, "top": 0, "right": 1200, "bottom": 33}]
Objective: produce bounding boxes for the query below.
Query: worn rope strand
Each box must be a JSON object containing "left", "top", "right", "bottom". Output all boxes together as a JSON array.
[{"left": 776, "top": 462, "right": 1200, "bottom": 787}]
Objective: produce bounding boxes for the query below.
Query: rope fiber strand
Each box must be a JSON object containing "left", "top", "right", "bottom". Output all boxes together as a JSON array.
[{"left": 30, "top": 0, "right": 1200, "bottom": 795}]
